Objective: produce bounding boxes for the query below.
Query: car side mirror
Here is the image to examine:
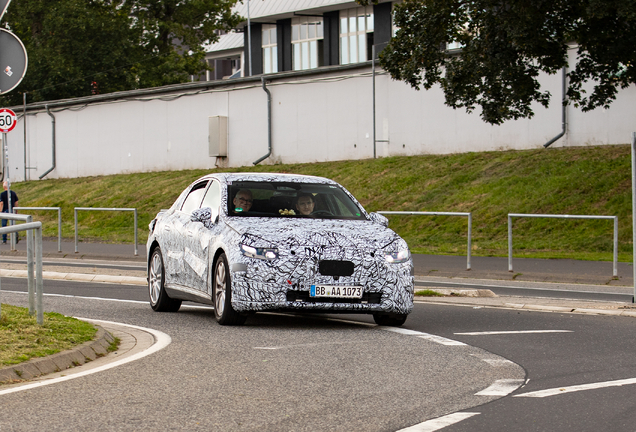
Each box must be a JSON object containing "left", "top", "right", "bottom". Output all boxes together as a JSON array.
[
  {"left": 369, "top": 212, "right": 389, "bottom": 227},
  {"left": 191, "top": 207, "right": 217, "bottom": 227}
]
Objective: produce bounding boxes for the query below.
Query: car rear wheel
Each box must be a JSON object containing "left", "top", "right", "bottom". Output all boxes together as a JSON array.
[
  {"left": 148, "top": 247, "right": 182, "bottom": 312},
  {"left": 213, "top": 253, "right": 247, "bottom": 326},
  {"left": 372, "top": 312, "right": 408, "bottom": 327}
]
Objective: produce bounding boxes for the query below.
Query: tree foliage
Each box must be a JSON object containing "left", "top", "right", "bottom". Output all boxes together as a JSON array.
[
  {"left": 0, "top": 0, "right": 241, "bottom": 106},
  {"left": 359, "top": 0, "right": 636, "bottom": 125}
]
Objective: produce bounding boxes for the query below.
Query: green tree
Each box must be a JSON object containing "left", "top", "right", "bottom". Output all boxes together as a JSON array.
[
  {"left": 0, "top": 0, "right": 241, "bottom": 106},
  {"left": 127, "top": 0, "right": 241, "bottom": 88},
  {"left": 359, "top": 0, "right": 636, "bottom": 125}
]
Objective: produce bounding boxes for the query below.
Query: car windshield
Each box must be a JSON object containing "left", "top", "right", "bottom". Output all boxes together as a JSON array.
[{"left": 227, "top": 181, "right": 367, "bottom": 220}]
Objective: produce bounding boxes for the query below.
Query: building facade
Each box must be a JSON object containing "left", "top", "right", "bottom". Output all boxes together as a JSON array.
[{"left": 2, "top": 0, "right": 634, "bottom": 182}]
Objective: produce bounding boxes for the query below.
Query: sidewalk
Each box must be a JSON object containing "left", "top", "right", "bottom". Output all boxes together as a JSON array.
[
  {"left": 0, "top": 238, "right": 145, "bottom": 262},
  {"left": 411, "top": 254, "right": 632, "bottom": 287},
  {"left": 1, "top": 239, "right": 631, "bottom": 286},
  {"left": 1, "top": 239, "right": 634, "bottom": 316}
]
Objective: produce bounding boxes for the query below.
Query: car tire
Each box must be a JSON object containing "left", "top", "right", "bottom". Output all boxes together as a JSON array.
[
  {"left": 213, "top": 253, "right": 247, "bottom": 326},
  {"left": 372, "top": 312, "right": 408, "bottom": 327},
  {"left": 148, "top": 247, "right": 182, "bottom": 312}
]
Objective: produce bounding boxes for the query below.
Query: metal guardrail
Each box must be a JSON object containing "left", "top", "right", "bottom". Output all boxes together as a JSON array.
[
  {"left": 378, "top": 211, "right": 473, "bottom": 270},
  {"left": 508, "top": 213, "right": 618, "bottom": 277},
  {"left": 74, "top": 207, "right": 138, "bottom": 255},
  {"left": 14, "top": 206, "right": 62, "bottom": 252},
  {"left": 0, "top": 214, "right": 44, "bottom": 324}
]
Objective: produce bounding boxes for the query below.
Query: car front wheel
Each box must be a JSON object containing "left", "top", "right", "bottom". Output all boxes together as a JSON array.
[
  {"left": 213, "top": 253, "right": 247, "bottom": 326},
  {"left": 148, "top": 247, "right": 181, "bottom": 312},
  {"left": 372, "top": 312, "right": 408, "bottom": 327}
]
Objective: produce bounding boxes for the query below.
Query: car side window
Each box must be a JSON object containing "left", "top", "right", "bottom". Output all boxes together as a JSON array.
[
  {"left": 201, "top": 180, "right": 221, "bottom": 220},
  {"left": 180, "top": 181, "right": 208, "bottom": 214}
]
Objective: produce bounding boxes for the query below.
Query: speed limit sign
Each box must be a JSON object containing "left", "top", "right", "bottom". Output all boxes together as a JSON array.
[{"left": 0, "top": 108, "right": 17, "bottom": 133}]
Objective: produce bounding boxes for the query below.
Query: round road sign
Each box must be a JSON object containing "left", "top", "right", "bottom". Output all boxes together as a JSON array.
[
  {"left": 0, "top": 108, "right": 17, "bottom": 133},
  {"left": 0, "top": 29, "right": 28, "bottom": 96}
]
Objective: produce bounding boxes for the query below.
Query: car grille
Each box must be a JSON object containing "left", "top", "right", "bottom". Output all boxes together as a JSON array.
[
  {"left": 286, "top": 291, "right": 382, "bottom": 304},
  {"left": 318, "top": 260, "right": 354, "bottom": 277}
]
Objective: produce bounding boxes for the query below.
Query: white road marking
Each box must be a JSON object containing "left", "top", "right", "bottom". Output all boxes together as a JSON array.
[
  {"left": 2, "top": 290, "right": 148, "bottom": 304},
  {"left": 417, "top": 335, "right": 467, "bottom": 346},
  {"left": 2, "top": 290, "right": 214, "bottom": 310},
  {"left": 4, "top": 287, "right": 520, "bottom": 427},
  {"left": 381, "top": 327, "right": 467, "bottom": 346},
  {"left": 396, "top": 412, "right": 480, "bottom": 431},
  {"left": 0, "top": 319, "right": 171, "bottom": 396},
  {"left": 514, "top": 377, "right": 636, "bottom": 398},
  {"left": 475, "top": 379, "right": 525, "bottom": 396},
  {"left": 455, "top": 330, "right": 572, "bottom": 336}
]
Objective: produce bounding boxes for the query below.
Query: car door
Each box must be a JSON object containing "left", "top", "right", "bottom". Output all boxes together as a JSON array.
[
  {"left": 168, "top": 180, "right": 209, "bottom": 289},
  {"left": 181, "top": 180, "right": 223, "bottom": 294}
]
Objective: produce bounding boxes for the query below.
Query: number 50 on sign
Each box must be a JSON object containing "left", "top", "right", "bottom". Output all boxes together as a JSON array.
[{"left": 0, "top": 108, "right": 17, "bottom": 133}]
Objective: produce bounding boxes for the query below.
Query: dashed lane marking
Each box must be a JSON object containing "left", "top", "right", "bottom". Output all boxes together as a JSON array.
[
  {"left": 381, "top": 327, "right": 467, "bottom": 346},
  {"left": 475, "top": 379, "right": 525, "bottom": 396},
  {"left": 396, "top": 412, "right": 480, "bottom": 432},
  {"left": 455, "top": 330, "right": 573, "bottom": 336},
  {"left": 514, "top": 377, "right": 636, "bottom": 398}
]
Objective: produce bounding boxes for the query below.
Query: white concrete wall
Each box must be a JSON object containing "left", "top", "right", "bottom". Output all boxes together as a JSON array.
[{"left": 5, "top": 62, "right": 635, "bottom": 182}]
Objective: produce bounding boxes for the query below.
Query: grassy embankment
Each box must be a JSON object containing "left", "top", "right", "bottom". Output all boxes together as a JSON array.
[
  {"left": 0, "top": 304, "right": 97, "bottom": 367},
  {"left": 10, "top": 144, "right": 633, "bottom": 262}
]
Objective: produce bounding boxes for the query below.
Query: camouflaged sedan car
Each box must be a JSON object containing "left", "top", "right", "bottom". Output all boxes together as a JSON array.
[{"left": 147, "top": 173, "right": 414, "bottom": 326}]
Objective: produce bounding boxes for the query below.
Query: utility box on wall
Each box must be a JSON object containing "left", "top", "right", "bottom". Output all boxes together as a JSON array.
[{"left": 209, "top": 116, "right": 228, "bottom": 157}]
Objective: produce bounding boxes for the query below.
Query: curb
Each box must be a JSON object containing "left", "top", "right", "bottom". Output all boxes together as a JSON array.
[
  {"left": 0, "top": 269, "right": 147, "bottom": 286},
  {"left": 414, "top": 297, "right": 636, "bottom": 318},
  {"left": 0, "top": 325, "right": 116, "bottom": 385},
  {"left": 415, "top": 287, "right": 498, "bottom": 298}
]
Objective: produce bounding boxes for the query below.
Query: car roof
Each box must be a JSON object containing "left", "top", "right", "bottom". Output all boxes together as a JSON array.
[{"left": 202, "top": 172, "right": 339, "bottom": 185}]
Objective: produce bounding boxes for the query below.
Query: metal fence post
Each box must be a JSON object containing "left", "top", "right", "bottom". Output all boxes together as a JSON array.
[
  {"left": 467, "top": 213, "right": 472, "bottom": 270},
  {"left": 74, "top": 208, "right": 78, "bottom": 253},
  {"left": 134, "top": 208, "right": 138, "bottom": 256},
  {"left": 58, "top": 207, "right": 62, "bottom": 252},
  {"left": 613, "top": 216, "right": 618, "bottom": 278},
  {"left": 35, "top": 224, "right": 43, "bottom": 325},
  {"left": 508, "top": 214, "right": 513, "bottom": 272},
  {"left": 25, "top": 214, "right": 34, "bottom": 315}
]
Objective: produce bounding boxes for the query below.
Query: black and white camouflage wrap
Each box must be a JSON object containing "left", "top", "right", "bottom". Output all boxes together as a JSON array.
[{"left": 148, "top": 173, "right": 414, "bottom": 316}]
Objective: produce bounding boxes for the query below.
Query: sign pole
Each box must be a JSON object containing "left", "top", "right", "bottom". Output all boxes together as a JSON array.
[
  {"left": 3, "top": 132, "right": 13, "bottom": 249},
  {"left": 632, "top": 132, "right": 636, "bottom": 303}
]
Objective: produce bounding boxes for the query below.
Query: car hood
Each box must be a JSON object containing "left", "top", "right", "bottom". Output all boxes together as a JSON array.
[{"left": 225, "top": 217, "right": 404, "bottom": 251}]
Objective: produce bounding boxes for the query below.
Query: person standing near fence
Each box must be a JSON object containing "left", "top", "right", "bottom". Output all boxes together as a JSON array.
[{"left": 0, "top": 180, "right": 18, "bottom": 244}]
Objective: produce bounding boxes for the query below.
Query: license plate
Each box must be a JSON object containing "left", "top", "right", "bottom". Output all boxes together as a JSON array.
[{"left": 310, "top": 285, "right": 363, "bottom": 299}]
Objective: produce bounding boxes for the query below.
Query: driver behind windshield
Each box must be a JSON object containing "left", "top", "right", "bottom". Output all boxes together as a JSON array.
[
  {"left": 233, "top": 189, "right": 253, "bottom": 213},
  {"left": 295, "top": 193, "right": 315, "bottom": 216}
]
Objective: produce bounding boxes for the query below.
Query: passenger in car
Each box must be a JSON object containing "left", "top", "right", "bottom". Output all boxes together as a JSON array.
[
  {"left": 295, "top": 193, "right": 315, "bottom": 216},
  {"left": 233, "top": 189, "right": 253, "bottom": 213}
]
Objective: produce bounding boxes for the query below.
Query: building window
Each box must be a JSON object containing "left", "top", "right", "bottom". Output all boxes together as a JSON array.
[
  {"left": 292, "top": 17, "right": 324, "bottom": 71},
  {"left": 340, "top": 7, "right": 374, "bottom": 65},
  {"left": 262, "top": 24, "right": 278, "bottom": 74}
]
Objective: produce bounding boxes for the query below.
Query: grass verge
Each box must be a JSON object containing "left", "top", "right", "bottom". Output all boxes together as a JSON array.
[
  {"left": 10, "top": 144, "right": 634, "bottom": 262},
  {"left": 0, "top": 304, "right": 97, "bottom": 367},
  {"left": 414, "top": 290, "right": 445, "bottom": 297}
]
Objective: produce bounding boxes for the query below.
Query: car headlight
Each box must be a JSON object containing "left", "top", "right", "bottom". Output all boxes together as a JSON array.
[
  {"left": 240, "top": 244, "right": 279, "bottom": 260},
  {"left": 384, "top": 249, "right": 410, "bottom": 264}
]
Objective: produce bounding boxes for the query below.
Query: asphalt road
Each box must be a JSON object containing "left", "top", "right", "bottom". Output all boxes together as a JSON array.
[
  {"left": 2, "top": 276, "right": 636, "bottom": 431},
  {"left": 400, "top": 303, "right": 636, "bottom": 431},
  {"left": 0, "top": 281, "right": 522, "bottom": 432}
]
